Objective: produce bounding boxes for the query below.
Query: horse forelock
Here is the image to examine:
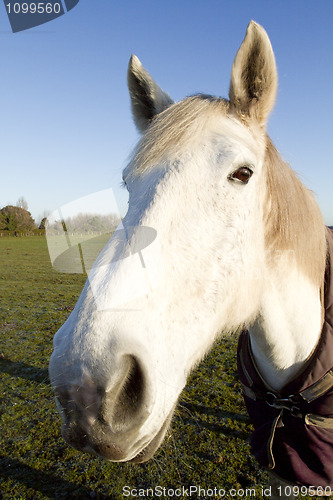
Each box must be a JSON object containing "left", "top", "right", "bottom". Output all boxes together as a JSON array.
[
  {"left": 264, "top": 136, "right": 327, "bottom": 287},
  {"left": 126, "top": 95, "right": 230, "bottom": 177}
]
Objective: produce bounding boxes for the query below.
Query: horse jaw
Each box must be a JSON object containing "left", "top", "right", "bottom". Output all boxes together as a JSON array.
[{"left": 249, "top": 257, "right": 323, "bottom": 391}]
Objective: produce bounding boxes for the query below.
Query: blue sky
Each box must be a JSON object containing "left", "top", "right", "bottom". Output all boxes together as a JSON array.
[{"left": 0, "top": 0, "right": 332, "bottom": 224}]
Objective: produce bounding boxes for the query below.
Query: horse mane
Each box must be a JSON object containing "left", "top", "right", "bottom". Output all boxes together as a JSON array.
[
  {"left": 264, "top": 137, "right": 327, "bottom": 287},
  {"left": 128, "top": 94, "right": 327, "bottom": 288}
]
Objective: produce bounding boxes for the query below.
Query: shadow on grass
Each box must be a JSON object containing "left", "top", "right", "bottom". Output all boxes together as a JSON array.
[
  {"left": 179, "top": 401, "right": 250, "bottom": 441},
  {"left": 0, "top": 454, "right": 111, "bottom": 499},
  {"left": 0, "top": 357, "right": 49, "bottom": 384}
]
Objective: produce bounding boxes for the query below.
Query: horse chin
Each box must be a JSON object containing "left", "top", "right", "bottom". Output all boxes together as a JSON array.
[
  {"left": 129, "top": 410, "right": 174, "bottom": 463},
  {"left": 62, "top": 405, "right": 175, "bottom": 463}
]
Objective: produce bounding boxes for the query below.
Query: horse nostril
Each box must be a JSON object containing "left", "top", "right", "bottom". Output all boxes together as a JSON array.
[
  {"left": 119, "top": 355, "right": 145, "bottom": 411},
  {"left": 104, "top": 355, "right": 146, "bottom": 431},
  {"left": 53, "top": 356, "right": 149, "bottom": 439}
]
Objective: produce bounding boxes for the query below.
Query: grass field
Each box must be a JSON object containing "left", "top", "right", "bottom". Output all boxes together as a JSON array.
[{"left": 0, "top": 237, "right": 324, "bottom": 500}]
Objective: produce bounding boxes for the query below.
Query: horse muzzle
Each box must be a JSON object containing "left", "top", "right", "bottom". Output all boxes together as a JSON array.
[{"left": 51, "top": 354, "right": 174, "bottom": 462}]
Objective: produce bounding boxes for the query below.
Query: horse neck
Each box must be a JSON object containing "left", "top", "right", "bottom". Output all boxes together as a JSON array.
[{"left": 248, "top": 258, "right": 323, "bottom": 391}]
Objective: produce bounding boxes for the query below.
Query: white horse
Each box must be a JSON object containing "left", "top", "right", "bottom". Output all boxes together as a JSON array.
[{"left": 49, "top": 21, "right": 331, "bottom": 496}]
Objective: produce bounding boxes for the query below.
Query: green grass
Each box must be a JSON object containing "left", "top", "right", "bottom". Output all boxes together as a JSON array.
[{"left": 0, "top": 237, "right": 326, "bottom": 499}]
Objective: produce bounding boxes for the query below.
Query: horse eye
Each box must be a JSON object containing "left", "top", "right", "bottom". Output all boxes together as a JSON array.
[{"left": 230, "top": 166, "right": 253, "bottom": 184}]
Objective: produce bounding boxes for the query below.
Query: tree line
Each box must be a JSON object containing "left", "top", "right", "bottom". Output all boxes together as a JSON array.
[
  {"left": 47, "top": 212, "right": 121, "bottom": 235},
  {"left": 0, "top": 197, "right": 121, "bottom": 236}
]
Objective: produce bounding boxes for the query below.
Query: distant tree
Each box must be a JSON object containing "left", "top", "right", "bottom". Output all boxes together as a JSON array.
[
  {"left": 0, "top": 205, "right": 36, "bottom": 232},
  {"left": 39, "top": 217, "right": 47, "bottom": 230},
  {"left": 37, "top": 210, "right": 50, "bottom": 230},
  {"left": 16, "top": 196, "right": 28, "bottom": 211},
  {"left": 0, "top": 212, "right": 6, "bottom": 230}
]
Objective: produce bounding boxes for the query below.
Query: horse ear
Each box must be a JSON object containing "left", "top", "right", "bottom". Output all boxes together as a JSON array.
[
  {"left": 229, "top": 21, "right": 278, "bottom": 126},
  {"left": 127, "top": 55, "right": 174, "bottom": 133}
]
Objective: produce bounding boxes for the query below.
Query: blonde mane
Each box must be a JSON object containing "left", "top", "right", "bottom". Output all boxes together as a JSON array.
[
  {"left": 264, "top": 137, "right": 326, "bottom": 287},
  {"left": 128, "top": 94, "right": 327, "bottom": 288}
]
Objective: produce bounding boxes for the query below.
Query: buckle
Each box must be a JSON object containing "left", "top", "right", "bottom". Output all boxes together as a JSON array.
[{"left": 266, "top": 392, "right": 300, "bottom": 416}]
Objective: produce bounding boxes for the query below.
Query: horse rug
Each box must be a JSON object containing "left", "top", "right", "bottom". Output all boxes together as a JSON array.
[{"left": 237, "top": 227, "right": 333, "bottom": 487}]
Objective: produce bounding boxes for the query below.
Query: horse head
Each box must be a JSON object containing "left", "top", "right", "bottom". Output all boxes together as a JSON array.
[{"left": 49, "top": 21, "right": 326, "bottom": 465}]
